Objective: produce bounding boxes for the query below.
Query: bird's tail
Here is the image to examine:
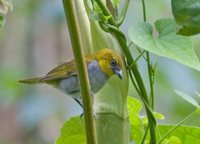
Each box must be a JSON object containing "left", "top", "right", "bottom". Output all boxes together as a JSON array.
[{"left": 19, "top": 77, "right": 43, "bottom": 84}]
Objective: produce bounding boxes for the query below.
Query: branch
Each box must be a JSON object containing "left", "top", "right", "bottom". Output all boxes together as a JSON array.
[{"left": 62, "top": 1, "right": 98, "bottom": 144}]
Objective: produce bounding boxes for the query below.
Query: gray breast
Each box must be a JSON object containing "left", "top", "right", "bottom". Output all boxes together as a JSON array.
[
  {"left": 88, "top": 60, "right": 108, "bottom": 93},
  {"left": 58, "top": 60, "right": 108, "bottom": 98},
  {"left": 59, "top": 75, "right": 80, "bottom": 99}
]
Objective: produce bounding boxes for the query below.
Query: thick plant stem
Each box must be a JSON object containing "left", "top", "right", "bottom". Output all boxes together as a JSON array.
[
  {"left": 96, "top": 114, "right": 129, "bottom": 144},
  {"left": 62, "top": 1, "right": 98, "bottom": 144}
]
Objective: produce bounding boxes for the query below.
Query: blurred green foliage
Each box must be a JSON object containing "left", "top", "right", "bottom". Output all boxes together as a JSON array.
[{"left": 0, "top": 68, "right": 23, "bottom": 104}]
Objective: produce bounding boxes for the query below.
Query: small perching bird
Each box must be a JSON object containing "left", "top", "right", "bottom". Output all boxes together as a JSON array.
[{"left": 19, "top": 48, "right": 123, "bottom": 107}]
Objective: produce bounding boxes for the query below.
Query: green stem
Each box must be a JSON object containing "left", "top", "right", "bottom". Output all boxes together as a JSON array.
[
  {"left": 115, "top": 33, "right": 149, "bottom": 103},
  {"left": 114, "top": 32, "right": 156, "bottom": 144},
  {"left": 62, "top": 1, "right": 98, "bottom": 144},
  {"left": 95, "top": 0, "right": 117, "bottom": 26},
  {"left": 141, "top": 0, "right": 156, "bottom": 143},
  {"left": 106, "top": 24, "right": 151, "bottom": 106},
  {"left": 141, "top": 0, "right": 155, "bottom": 109},
  {"left": 156, "top": 125, "right": 162, "bottom": 140},
  {"left": 128, "top": 50, "right": 145, "bottom": 69},
  {"left": 141, "top": 0, "right": 146, "bottom": 22},
  {"left": 147, "top": 52, "right": 155, "bottom": 109},
  {"left": 158, "top": 109, "right": 200, "bottom": 144},
  {"left": 142, "top": 0, "right": 155, "bottom": 109},
  {"left": 141, "top": 125, "right": 149, "bottom": 144},
  {"left": 129, "top": 69, "right": 141, "bottom": 96},
  {"left": 136, "top": 46, "right": 147, "bottom": 61}
]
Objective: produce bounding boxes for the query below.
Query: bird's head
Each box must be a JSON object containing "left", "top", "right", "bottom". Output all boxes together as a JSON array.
[{"left": 95, "top": 48, "right": 123, "bottom": 79}]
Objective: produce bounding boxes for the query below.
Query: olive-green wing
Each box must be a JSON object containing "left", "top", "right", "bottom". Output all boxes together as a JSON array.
[
  {"left": 45, "top": 54, "right": 96, "bottom": 77},
  {"left": 19, "top": 54, "right": 95, "bottom": 84},
  {"left": 42, "top": 56, "right": 95, "bottom": 82},
  {"left": 19, "top": 61, "right": 77, "bottom": 84},
  {"left": 40, "top": 60, "right": 77, "bottom": 82}
]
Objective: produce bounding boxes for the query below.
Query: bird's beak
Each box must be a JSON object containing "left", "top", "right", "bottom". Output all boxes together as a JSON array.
[{"left": 113, "top": 67, "right": 122, "bottom": 79}]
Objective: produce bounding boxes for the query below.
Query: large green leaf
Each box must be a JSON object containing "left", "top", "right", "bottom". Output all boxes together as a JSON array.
[
  {"left": 171, "top": 0, "right": 200, "bottom": 36},
  {"left": 158, "top": 125, "right": 200, "bottom": 144},
  {"left": 161, "top": 136, "right": 182, "bottom": 144},
  {"left": 55, "top": 116, "right": 86, "bottom": 144},
  {"left": 128, "top": 18, "right": 200, "bottom": 72}
]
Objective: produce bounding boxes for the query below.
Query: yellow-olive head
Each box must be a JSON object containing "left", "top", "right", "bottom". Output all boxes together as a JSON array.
[{"left": 95, "top": 48, "right": 123, "bottom": 79}]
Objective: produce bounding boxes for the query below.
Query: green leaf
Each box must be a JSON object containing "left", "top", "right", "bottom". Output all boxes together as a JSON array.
[
  {"left": 171, "top": 0, "right": 200, "bottom": 36},
  {"left": 168, "top": 136, "right": 182, "bottom": 144},
  {"left": 127, "top": 96, "right": 144, "bottom": 143},
  {"left": 127, "top": 96, "right": 142, "bottom": 125},
  {"left": 175, "top": 90, "right": 199, "bottom": 107},
  {"left": 161, "top": 136, "right": 182, "bottom": 144},
  {"left": 154, "top": 112, "right": 165, "bottom": 120},
  {"left": 158, "top": 125, "right": 200, "bottom": 144},
  {"left": 55, "top": 116, "right": 86, "bottom": 144},
  {"left": 141, "top": 112, "right": 165, "bottom": 125},
  {"left": 130, "top": 125, "right": 144, "bottom": 144},
  {"left": 128, "top": 18, "right": 200, "bottom": 72}
]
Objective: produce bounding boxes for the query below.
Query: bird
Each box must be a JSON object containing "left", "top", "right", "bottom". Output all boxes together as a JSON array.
[{"left": 19, "top": 48, "right": 123, "bottom": 107}]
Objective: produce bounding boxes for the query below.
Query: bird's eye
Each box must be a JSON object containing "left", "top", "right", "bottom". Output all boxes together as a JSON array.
[{"left": 111, "top": 59, "right": 117, "bottom": 66}]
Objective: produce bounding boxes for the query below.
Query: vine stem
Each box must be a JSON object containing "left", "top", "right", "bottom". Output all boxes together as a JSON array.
[
  {"left": 141, "top": 0, "right": 155, "bottom": 109},
  {"left": 95, "top": 0, "right": 117, "bottom": 26},
  {"left": 62, "top": 1, "right": 98, "bottom": 144},
  {"left": 115, "top": 32, "right": 156, "bottom": 144},
  {"left": 142, "top": 0, "right": 155, "bottom": 109},
  {"left": 158, "top": 109, "right": 200, "bottom": 144},
  {"left": 141, "top": 0, "right": 156, "bottom": 143},
  {"left": 141, "top": 0, "right": 146, "bottom": 22}
]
